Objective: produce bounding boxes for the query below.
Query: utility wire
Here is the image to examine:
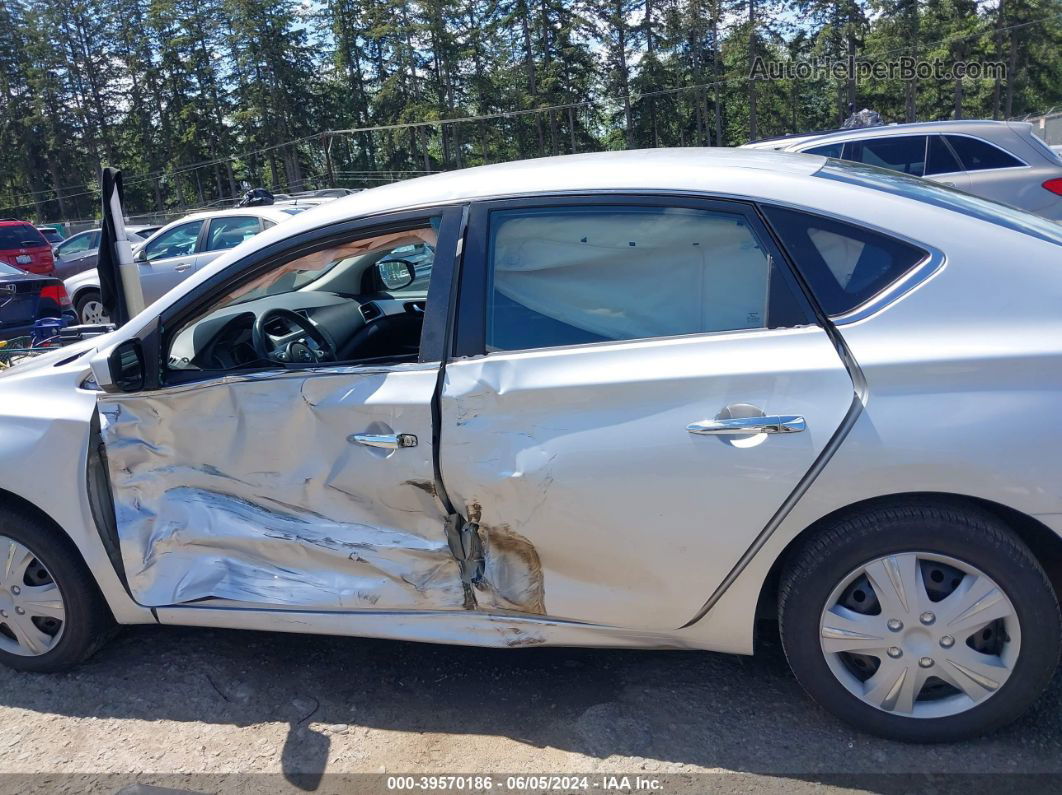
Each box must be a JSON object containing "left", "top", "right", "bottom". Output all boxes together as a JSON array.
[{"left": 1, "top": 8, "right": 1058, "bottom": 213}]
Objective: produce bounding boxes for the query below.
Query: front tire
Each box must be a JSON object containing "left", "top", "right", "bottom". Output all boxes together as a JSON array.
[
  {"left": 779, "top": 501, "right": 1061, "bottom": 742},
  {"left": 0, "top": 506, "right": 113, "bottom": 672}
]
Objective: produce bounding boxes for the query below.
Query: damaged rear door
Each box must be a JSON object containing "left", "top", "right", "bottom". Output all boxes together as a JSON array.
[
  {"left": 97, "top": 207, "right": 471, "bottom": 612},
  {"left": 440, "top": 196, "right": 856, "bottom": 630}
]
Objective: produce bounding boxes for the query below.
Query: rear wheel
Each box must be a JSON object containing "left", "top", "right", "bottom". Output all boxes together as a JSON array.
[
  {"left": 75, "top": 290, "right": 109, "bottom": 325},
  {"left": 779, "top": 501, "right": 1061, "bottom": 741},
  {"left": 0, "top": 506, "right": 113, "bottom": 672}
]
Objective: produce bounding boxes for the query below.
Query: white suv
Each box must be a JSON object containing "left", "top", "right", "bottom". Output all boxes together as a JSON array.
[{"left": 743, "top": 120, "right": 1062, "bottom": 220}]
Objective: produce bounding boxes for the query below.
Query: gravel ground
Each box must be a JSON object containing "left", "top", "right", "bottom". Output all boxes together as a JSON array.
[{"left": 0, "top": 623, "right": 1060, "bottom": 794}]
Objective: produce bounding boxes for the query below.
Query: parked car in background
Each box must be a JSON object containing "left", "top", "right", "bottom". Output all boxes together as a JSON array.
[
  {"left": 52, "top": 228, "right": 147, "bottom": 283},
  {"left": 65, "top": 206, "right": 297, "bottom": 324},
  {"left": 0, "top": 220, "right": 55, "bottom": 275},
  {"left": 743, "top": 120, "right": 1062, "bottom": 220},
  {"left": 36, "top": 227, "right": 64, "bottom": 246},
  {"left": 0, "top": 260, "right": 73, "bottom": 340},
  {"left": 127, "top": 224, "right": 162, "bottom": 239},
  {"left": 2, "top": 150, "right": 1062, "bottom": 743}
]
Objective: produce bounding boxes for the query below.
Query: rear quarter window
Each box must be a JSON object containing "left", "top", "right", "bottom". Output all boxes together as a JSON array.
[
  {"left": 945, "top": 135, "right": 1024, "bottom": 170},
  {"left": 816, "top": 159, "right": 1062, "bottom": 247},
  {"left": 762, "top": 206, "right": 928, "bottom": 316}
]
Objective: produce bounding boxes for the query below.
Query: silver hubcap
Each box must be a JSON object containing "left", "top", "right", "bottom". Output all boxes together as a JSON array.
[
  {"left": 80, "top": 299, "right": 109, "bottom": 325},
  {"left": 0, "top": 536, "right": 65, "bottom": 656},
  {"left": 820, "top": 552, "right": 1019, "bottom": 719}
]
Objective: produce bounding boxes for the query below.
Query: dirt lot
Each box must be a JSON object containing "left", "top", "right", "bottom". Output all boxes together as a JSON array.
[{"left": 0, "top": 623, "right": 1060, "bottom": 793}]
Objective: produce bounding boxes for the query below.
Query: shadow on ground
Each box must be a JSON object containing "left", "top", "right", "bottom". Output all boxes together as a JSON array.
[{"left": 1, "top": 623, "right": 1060, "bottom": 792}]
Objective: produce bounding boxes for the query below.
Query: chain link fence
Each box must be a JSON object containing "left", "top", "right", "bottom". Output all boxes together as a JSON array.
[{"left": 1012, "top": 107, "right": 1062, "bottom": 146}]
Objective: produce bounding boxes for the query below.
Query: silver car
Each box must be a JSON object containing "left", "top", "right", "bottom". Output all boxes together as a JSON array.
[
  {"left": 1, "top": 149, "right": 1061, "bottom": 743},
  {"left": 51, "top": 228, "right": 147, "bottom": 282},
  {"left": 64, "top": 207, "right": 296, "bottom": 324},
  {"left": 743, "top": 120, "right": 1062, "bottom": 220}
]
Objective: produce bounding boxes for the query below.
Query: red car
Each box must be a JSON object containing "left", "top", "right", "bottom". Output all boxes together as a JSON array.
[{"left": 0, "top": 220, "right": 55, "bottom": 275}]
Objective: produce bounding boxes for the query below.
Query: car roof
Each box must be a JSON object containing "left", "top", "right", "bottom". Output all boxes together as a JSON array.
[
  {"left": 0, "top": 219, "right": 35, "bottom": 227},
  {"left": 271, "top": 148, "right": 824, "bottom": 232},
  {"left": 139, "top": 206, "right": 295, "bottom": 241},
  {"left": 777, "top": 119, "right": 1028, "bottom": 148},
  {"left": 179, "top": 206, "right": 295, "bottom": 222}
]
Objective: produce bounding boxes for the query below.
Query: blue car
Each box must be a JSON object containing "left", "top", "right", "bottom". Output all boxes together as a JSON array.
[{"left": 0, "top": 261, "right": 76, "bottom": 343}]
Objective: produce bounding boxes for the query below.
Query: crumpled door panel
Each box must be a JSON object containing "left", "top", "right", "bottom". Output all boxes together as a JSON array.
[{"left": 99, "top": 366, "right": 466, "bottom": 610}]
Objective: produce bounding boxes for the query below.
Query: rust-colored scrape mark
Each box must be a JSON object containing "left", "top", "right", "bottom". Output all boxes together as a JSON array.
[
  {"left": 467, "top": 501, "right": 483, "bottom": 524},
  {"left": 474, "top": 523, "right": 546, "bottom": 615},
  {"left": 402, "top": 479, "right": 437, "bottom": 497}
]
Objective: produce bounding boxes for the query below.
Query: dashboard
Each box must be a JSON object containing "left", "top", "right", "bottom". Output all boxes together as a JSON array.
[{"left": 167, "top": 289, "right": 427, "bottom": 372}]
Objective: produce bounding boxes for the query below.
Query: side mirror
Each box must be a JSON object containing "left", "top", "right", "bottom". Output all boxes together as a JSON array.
[
  {"left": 375, "top": 259, "right": 415, "bottom": 291},
  {"left": 106, "top": 339, "right": 145, "bottom": 393},
  {"left": 134, "top": 248, "right": 148, "bottom": 263}
]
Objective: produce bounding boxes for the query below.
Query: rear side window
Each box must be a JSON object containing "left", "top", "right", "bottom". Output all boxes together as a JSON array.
[
  {"left": 58, "top": 233, "right": 94, "bottom": 256},
  {"left": 845, "top": 136, "right": 928, "bottom": 176},
  {"left": 205, "top": 216, "right": 261, "bottom": 252},
  {"left": 925, "top": 136, "right": 963, "bottom": 175},
  {"left": 945, "top": 135, "right": 1024, "bottom": 171},
  {"left": 485, "top": 205, "right": 806, "bottom": 352},
  {"left": 763, "top": 206, "right": 928, "bottom": 316},
  {"left": 0, "top": 224, "right": 47, "bottom": 249}
]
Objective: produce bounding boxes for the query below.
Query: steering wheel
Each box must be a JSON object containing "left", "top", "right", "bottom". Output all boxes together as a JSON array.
[{"left": 251, "top": 308, "right": 336, "bottom": 365}]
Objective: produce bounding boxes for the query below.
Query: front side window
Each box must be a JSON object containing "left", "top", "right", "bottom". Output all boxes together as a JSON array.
[
  {"left": 485, "top": 206, "right": 803, "bottom": 352},
  {"left": 144, "top": 221, "right": 203, "bottom": 262},
  {"left": 945, "top": 135, "right": 1024, "bottom": 171},
  {"left": 58, "top": 232, "right": 93, "bottom": 256},
  {"left": 205, "top": 216, "right": 261, "bottom": 252},
  {"left": 845, "top": 136, "right": 928, "bottom": 176},
  {"left": 166, "top": 220, "right": 438, "bottom": 374},
  {"left": 763, "top": 205, "right": 928, "bottom": 316}
]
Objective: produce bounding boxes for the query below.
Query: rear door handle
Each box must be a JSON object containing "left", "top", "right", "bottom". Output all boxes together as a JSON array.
[
  {"left": 348, "top": 433, "right": 418, "bottom": 449},
  {"left": 687, "top": 415, "right": 806, "bottom": 435}
]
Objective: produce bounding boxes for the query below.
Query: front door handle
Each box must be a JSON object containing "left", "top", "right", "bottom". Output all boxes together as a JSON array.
[
  {"left": 175, "top": 263, "right": 193, "bottom": 272},
  {"left": 687, "top": 415, "right": 806, "bottom": 435},
  {"left": 348, "top": 432, "right": 418, "bottom": 449}
]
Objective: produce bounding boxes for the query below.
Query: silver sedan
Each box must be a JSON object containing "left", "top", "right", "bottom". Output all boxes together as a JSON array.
[{"left": 0, "top": 148, "right": 1060, "bottom": 743}]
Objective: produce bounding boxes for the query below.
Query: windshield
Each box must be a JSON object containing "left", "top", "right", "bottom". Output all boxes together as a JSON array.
[
  {"left": 815, "top": 160, "right": 1062, "bottom": 247},
  {"left": 218, "top": 228, "right": 437, "bottom": 309}
]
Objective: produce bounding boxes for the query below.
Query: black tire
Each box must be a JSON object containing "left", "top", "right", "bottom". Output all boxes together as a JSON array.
[
  {"left": 74, "top": 289, "right": 108, "bottom": 325},
  {"left": 0, "top": 505, "right": 114, "bottom": 672},
  {"left": 779, "top": 499, "right": 1061, "bottom": 742}
]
